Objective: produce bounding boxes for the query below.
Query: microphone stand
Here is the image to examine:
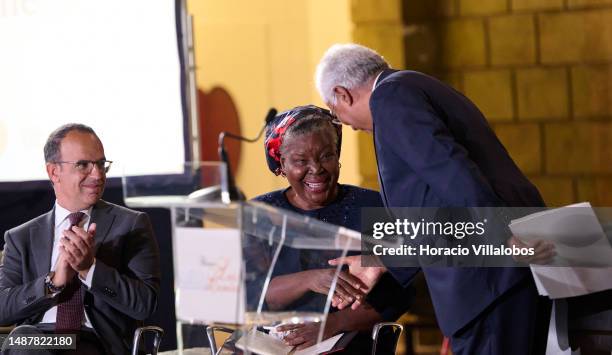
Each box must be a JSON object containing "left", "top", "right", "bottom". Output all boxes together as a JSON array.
[{"left": 218, "top": 108, "right": 277, "bottom": 203}]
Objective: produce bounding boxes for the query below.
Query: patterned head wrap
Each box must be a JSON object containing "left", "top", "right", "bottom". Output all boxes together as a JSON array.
[{"left": 264, "top": 105, "right": 342, "bottom": 175}]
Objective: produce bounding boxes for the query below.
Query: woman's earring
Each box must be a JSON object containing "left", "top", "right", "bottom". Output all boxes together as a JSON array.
[{"left": 338, "top": 162, "right": 342, "bottom": 169}]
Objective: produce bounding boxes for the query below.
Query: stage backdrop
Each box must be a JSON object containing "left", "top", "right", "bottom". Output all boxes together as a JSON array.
[
  {"left": 0, "top": 0, "right": 190, "bottom": 350},
  {"left": 0, "top": 0, "right": 186, "bottom": 184}
]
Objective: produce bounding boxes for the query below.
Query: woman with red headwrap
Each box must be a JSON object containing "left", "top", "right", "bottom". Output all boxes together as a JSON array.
[{"left": 249, "top": 105, "right": 413, "bottom": 353}]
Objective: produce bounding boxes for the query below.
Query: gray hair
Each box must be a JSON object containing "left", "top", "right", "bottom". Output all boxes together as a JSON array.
[
  {"left": 315, "top": 43, "right": 389, "bottom": 105},
  {"left": 44, "top": 123, "right": 98, "bottom": 163}
]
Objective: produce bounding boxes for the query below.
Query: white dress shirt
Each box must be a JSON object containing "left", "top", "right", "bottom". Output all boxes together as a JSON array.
[
  {"left": 372, "top": 70, "right": 383, "bottom": 92},
  {"left": 40, "top": 202, "right": 96, "bottom": 328}
]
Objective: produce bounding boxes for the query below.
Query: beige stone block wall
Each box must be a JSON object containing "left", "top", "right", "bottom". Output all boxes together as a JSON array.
[
  {"left": 403, "top": 0, "right": 456, "bottom": 19},
  {"left": 571, "top": 65, "right": 612, "bottom": 118},
  {"left": 516, "top": 68, "right": 568, "bottom": 120},
  {"left": 351, "top": 0, "right": 402, "bottom": 22},
  {"left": 460, "top": 0, "right": 507, "bottom": 15},
  {"left": 578, "top": 178, "right": 612, "bottom": 206},
  {"left": 351, "top": 0, "right": 404, "bottom": 189},
  {"left": 568, "top": 0, "right": 612, "bottom": 9},
  {"left": 512, "top": 0, "right": 564, "bottom": 11},
  {"left": 494, "top": 123, "right": 542, "bottom": 174},
  {"left": 440, "top": 19, "right": 487, "bottom": 68},
  {"left": 540, "top": 9, "right": 612, "bottom": 64},
  {"left": 545, "top": 122, "right": 612, "bottom": 174},
  {"left": 357, "top": 132, "right": 380, "bottom": 190},
  {"left": 401, "top": 0, "right": 612, "bottom": 206},
  {"left": 353, "top": 25, "right": 405, "bottom": 69},
  {"left": 489, "top": 14, "right": 536, "bottom": 66},
  {"left": 438, "top": 71, "right": 464, "bottom": 91},
  {"left": 530, "top": 177, "right": 575, "bottom": 206},
  {"left": 404, "top": 23, "right": 439, "bottom": 72},
  {"left": 464, "top": 70, "right": 514, "bottom": 121}
]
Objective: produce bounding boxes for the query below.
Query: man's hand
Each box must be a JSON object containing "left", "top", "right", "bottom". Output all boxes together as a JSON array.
[
  {"left": 307, "top": 269, "right": 367, "bottom": 305},
  {"left": 328, "top": 255, "right": 386, "bottom": 310},
  {"left": 507, "top": 236, "right": 556, "bottom": 265},
  {"left": 60, "top": 223, "right": 97, "bottom": 278},
  {"left": 51, "top": 252, "right": 77, "bottom": 287}
]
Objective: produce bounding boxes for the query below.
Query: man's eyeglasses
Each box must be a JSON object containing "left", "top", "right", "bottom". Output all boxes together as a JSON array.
[
  {"left": 54, "top": 159, "right": 113, "bottom": 174},
  {"left": 328, "top": 104, "right": 342, "bottom": 125},
  {"left": 330, "top": 115, "right": 342, "bottom": 125}
]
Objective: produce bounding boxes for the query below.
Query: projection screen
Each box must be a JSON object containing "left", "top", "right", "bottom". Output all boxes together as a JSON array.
[{"left": 0, "top": 0, "right": 186, "bottom": 183}]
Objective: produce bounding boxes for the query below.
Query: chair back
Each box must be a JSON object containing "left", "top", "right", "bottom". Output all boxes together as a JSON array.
[
  {"left": 371, "top": 322, "right": 404, "bottom": 355},
  {"left": 132, "top": 326, "right": 164, "bottom": 355}
]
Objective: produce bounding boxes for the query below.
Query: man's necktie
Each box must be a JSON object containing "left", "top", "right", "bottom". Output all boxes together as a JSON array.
[{"left": 55, "top": 212, "right": 85, "bottom": 333}]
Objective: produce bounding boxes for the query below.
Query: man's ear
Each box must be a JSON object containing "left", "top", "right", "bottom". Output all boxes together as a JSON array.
[
  {"left": 333, "top": 86, "right": 353, "bottom": 106},
  {"left": 46, "top": 163, "right": 59, "bottom": 184}
]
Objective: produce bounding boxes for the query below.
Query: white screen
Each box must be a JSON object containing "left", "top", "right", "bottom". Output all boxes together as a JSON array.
[{"left": 0, "top": 0, "right": 185, "bottom": 182}]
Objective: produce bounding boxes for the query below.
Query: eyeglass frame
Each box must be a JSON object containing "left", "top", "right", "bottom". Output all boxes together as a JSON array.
[
  {"left": 53, "top": 159, "right": 113, "bottom": 174},
  {"left": 328, "top": 93, "right": 342, "bottom": 125},
  {"left": 330, "top": 113, "right": 342, "bottom": 125}
]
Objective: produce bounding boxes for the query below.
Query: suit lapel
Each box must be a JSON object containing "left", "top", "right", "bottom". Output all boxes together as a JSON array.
[
  {"left": 90, "top": 200, "right": 115, "bottom": 253},
  {"left": 32, "top": 209, "right": 55, "bottom": 276}
]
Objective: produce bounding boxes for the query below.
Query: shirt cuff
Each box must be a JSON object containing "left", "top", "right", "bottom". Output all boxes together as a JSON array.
[{"left": 79, "top": 259, "right": 96, "bottom": 288}]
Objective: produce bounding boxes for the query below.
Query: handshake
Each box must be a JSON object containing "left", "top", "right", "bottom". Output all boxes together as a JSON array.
[
  {"left": 322, "top": 236, "right": 556, "bottom": 311},
  {"left": 323, "top": 255, "right": 386, "bottom": 310}
]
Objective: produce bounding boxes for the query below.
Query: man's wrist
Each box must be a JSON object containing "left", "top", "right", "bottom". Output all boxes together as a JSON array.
[
  {"left": 49, "top": 271, "right": 64, "bottom": 287},
  {"left": 78, "top": 258, "right": 96, "bottom": 288},
  {"left": 80, "top": 258, "right": 95, "bottom": 276},
  {"left": 45, "top": 272, "right": 65, "bottom": 294}
]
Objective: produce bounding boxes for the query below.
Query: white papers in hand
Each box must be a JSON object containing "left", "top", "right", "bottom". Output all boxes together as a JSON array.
[
  {"left": 236, "top": 328, "right": 344, "bottom": 355},
  {"left": 509, "top": 202, "right": 612, "bottom": 266},
  {"left": 509, "top": 202, "right": 612, "bottom": 298}
]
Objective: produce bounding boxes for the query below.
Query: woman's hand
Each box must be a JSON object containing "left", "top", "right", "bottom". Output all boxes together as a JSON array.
[
  {"left": 307, "top": 269, "right": 367, "bottom": 305},
  {"left": 507, "top": 236, "right": 556, "bottom": 265},
  {"left": 277, "top": 314, "right": 340, "bottom": 350},
  {"left": 266, "top": 268, "right": 366, "bottom": 311}
]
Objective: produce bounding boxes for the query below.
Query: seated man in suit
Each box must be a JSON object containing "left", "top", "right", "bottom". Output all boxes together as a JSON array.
[{"left": 0, "top": 123, "right": 161, "bottom": 354}]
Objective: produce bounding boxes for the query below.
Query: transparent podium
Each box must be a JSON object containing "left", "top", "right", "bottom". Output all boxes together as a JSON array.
[{"left": 123, "top": 162, "right": 361, "bottom": 355}]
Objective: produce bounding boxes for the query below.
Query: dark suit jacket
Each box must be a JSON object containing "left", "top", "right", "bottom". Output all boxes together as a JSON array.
[
  {"left": 0, "top": 200, "right": 161, "bottom": 355},
  {"left": 370, "top": 69, "right": 545, "bottom": 336}
]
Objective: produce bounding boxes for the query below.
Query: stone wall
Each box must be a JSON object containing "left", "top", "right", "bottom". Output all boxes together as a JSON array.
[
  {"left": 402, "top": 0, "right": 612, "bottom": 207},
  {"left": 350, "top": 0, "right": 405, "bottom": 189}
]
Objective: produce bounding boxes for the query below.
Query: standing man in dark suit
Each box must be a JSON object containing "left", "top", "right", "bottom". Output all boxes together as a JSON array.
[
  {"left": 316, "top": 44, "right": 550, "bottom": 354},
  {"left": 0, "top": 124, "right": 161, "bottom": 354}
]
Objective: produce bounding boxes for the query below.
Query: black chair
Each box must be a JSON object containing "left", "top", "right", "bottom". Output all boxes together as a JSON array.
[
  {"left": 371, "top": 322, "right": 404, "bottom": 355},
  {"left": 206, "top": 325, "right": 235, "bottom": 355},
  {"left": 132, "top": 326, "right": 164, "bottom": 355}
]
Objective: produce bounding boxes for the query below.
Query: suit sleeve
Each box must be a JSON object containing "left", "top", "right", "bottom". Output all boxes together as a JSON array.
[
  {"left": 370, "top": 82, "right": 503, "bottom": 207},
  {"left": 0, "top": 230, "right": 54, "bottom": 325},
  {"left": 366, "top": 272, "right": 416, "bottom": 321},
  {"left": 89, "top": 213, "right": 161, "bottom": 320}
]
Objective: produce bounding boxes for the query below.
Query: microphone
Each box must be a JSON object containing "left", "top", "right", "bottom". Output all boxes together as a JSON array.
[
  {"left": 217, "top": 108, "right": 277, "bottom": 203},
  {"left": 218, "top": 108, "right": 277, "bottom": 146}
]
